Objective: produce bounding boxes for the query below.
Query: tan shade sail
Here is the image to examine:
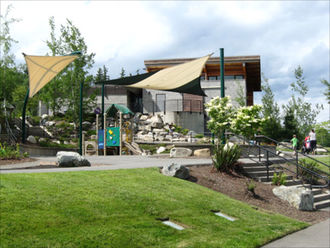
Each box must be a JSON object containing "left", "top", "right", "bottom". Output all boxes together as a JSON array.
[
  {"left": 24, "top": 54, "right": 78, "bottom": 98},
  {"left": 130, "top": 54, "right": 211, "bottom": 90}
]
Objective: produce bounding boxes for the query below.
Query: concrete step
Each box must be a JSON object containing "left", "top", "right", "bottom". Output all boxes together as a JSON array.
[
  {"left": 255, "top": 175, "right": 294, "bottom": 183},
  {"left": 314, "top": 193, "right": 330, "bottom": 203},
  {"left": 314, "top": 199, "right": 330, "bottom": 210},
  {"left": 312, "top": 188, "right": 323, "bottom": 195},
  {"left": 285, "top": 179, "right": 302, "bottom": 186},
  {"left": 242, "top": 166, "right": 276, "bottom": 172},
  {"left": 247, "top": 171, "right": 276, "bottom": 177}
]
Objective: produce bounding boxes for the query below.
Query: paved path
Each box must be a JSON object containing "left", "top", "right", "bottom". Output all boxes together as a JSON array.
[
  {"left": 262, "top": 218, "right": 330, "bottom": 248},
  {"left": 0, "top": 155, "right": 213, "bottom": 174}
]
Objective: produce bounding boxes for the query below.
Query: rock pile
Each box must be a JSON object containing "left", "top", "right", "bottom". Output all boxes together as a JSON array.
[{"left": 133, "top": 113, "right": 197, "bottom": 143}]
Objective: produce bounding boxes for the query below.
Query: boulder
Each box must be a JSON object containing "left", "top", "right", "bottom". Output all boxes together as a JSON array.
[
  {"left": 150, "top": 115, "right": 163, "bottom": 128},
  {"left": 139, "top": 115, "right": 149, "bottom": 121},
  {"left": 193, "top": 148, "right": 211, "bottom": 157},
  {"left": 156, "top": 146, "right": 166, "bottom": 154},
  {"left": 45, "top": 121, "right": 56, "bottom": 127},
  {"left": 161, "top": 163, "right": 190, "bottom": 180},
  {"left": 57, "top": 151, "right": 91, "bottom": 167},
  {"left": 27, "top": 135, "right": 37, "bottom": 144},
  {"left": 272, "top": 185, "right": 314, "bottom": 211},
  {"left": 315, "top": 148, "right": 327, "bottom": 153},
  {"left": 41, "top": 114, "right": 49, "bottom": 119},
  {"left": 170, "top": 147, "right": 192, "bottom": 158}
]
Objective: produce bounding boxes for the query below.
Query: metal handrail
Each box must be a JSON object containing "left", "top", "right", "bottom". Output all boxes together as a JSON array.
[
  {"left": 255, "top": 134, "right": 330, "bottom": 171},
  {"left": 226, "top": 133, "right": 329, "bottom": 189}
]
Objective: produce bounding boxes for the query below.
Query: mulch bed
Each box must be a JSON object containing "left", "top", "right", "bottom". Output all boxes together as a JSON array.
[{"left": 188, "top": 165, "right": 329, "bottom": 224}]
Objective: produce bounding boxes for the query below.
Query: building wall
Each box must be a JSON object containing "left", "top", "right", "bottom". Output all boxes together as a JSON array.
[
  {"left": 202, "top": 79, "right": 246, "bottom": 107},
  {"left": 155, "top": 111, "right": 204, "bottom": 134},
  {"left": 142, "top": 89, "right": 183, "bottom": 113}
]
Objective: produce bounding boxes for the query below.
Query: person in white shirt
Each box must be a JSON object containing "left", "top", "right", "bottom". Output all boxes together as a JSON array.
[{"left": 309, "top": 129, "right": 317, "bottom": 155}]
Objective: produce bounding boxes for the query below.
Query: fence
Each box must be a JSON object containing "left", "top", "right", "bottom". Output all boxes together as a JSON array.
[{"left": 150, "top": 99, "right": 204, "bottom": 114}]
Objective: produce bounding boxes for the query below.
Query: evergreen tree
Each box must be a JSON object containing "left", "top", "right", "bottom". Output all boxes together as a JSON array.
[
  {"left": 260, "top": 74, "right": 282, "bottom": 140},
  {"left": 282, "top": 65, "right": 321, "bottom": 141},
  {"left": 320, "top": 79, "right": 330, "bottom": 104}
]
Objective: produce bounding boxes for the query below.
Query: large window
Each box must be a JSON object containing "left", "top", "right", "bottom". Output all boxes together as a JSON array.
[{"left": 156, "top": 94, "right": 166, "bottom": 112}]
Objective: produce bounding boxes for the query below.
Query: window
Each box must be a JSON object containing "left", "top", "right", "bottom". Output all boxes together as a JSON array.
[
  {"left": 156, "top": 94, "right": 166, "bottom": 112},
  {"left": 200, "top": 75, "right": 205, "bottom": 80},
  {"left": 208, "top": 76, "right": 217, "bottom": 80}
]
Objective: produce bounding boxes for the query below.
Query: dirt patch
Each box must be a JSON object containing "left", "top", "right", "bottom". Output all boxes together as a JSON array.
[
  {"left": 0, "top": 158, "right": 37, "bottom": 165},
  {"left": 189, "top": 165, "right": 329, "bottom": 224}
]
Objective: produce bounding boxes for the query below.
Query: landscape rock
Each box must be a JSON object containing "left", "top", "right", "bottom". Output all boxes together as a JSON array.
[
  {"left": 160, "top": 163, "right": 190, "bottom": 179},
  {"left": 315, "top": 148, "right": 327, "bottom": 153},
  {"left": 272, "top": 185, "right": 314, "bottom": 211},
  {"left": 170, "top": 147, "right": 192, "bottom": 158},
  {"left": 27, "top": 135, "right": 37, "bottom": 144},
  {"left": 150, "top": 114, "right": 163, "bottom": 128},
  {"left": 156, "top": 146, "right": 166, "bottom": 154},
  {"left": 193, "top": 148, "right": 211, "bottom": 157},
  {"left": 45, "top": 121, "right": 56, "bottom": 127},
  {"left": 57, "top": 151, "right": 91, "bottom": 167}
]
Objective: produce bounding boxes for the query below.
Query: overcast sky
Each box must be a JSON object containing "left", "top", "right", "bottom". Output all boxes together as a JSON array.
[{"left": 1, "top": 0, "right": 329, "bottom": 123}]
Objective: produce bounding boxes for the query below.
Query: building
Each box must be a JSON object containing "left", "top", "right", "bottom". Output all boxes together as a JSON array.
[{"left": 39, "top": 55, "right": 261, "bottom": 134}]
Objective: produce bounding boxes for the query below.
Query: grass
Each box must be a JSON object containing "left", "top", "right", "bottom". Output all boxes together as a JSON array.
[
  {"left": 300, "top": 156, "right": 330, "bottom": 175},
  {"left": 0, "top": 168, "right": 308, "bottom": 248}
]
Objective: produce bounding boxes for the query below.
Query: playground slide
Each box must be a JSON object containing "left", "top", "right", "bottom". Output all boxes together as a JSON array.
[{"left": 123, "top": 141, "right": 142, "bottom": 155}]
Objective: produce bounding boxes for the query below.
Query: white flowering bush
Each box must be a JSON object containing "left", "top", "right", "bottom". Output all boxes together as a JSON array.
[
  {"left": 205, "top": 96, "right": 235, "bottom": 139},
  {"left": 231, "top": 105, "right": 266, "bottom": 140},
  {"left": 205, "top": 97, "right": 265, "bottom": 140}
]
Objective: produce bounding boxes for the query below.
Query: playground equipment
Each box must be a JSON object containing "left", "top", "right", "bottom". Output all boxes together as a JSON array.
[{"left": 95, "top": 104, "right": 141, "bottom": 156}]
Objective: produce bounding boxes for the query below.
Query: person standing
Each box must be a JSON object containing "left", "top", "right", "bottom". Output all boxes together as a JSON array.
[
  {"left": 309, "top": 129, "right": 317, "bottom": 155},
  {"left": 291, "top": 134, "right": 298, "bottom": 155}
]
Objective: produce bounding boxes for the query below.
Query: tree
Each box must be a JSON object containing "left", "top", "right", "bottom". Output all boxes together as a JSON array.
[
  {"left": 320, "top": 79, "right": 330, "bottom": 104},
  {"left": 120, "top": 67, "right": 126, "bottom": 78},
  {"left": 282, "top": 105, "right": 299, "bottom": 141},
  {"left": 283, "top": 65, "right": 322, "bottom": 141},
  {"left": 94, "top": 65, "right": 110, "bottom": 82},
  {"left": 260, "top": 74, "right": 282, "bottom": 140},
  {"left": 314, "top": 121, "right": 330, "bottom": 147},
  {"left": 38, "top": 17, "right": 66, "bottom": 115}
]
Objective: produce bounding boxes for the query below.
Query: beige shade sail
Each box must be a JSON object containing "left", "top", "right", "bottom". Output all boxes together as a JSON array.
[
  {"left": 24, "top": 54, "right": 79, "bottom": 98},
  {"left": 129, "top": 54, "right": 211, "bottom": 90}
]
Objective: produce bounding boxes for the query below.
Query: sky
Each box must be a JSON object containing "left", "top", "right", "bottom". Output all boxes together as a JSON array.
[{"left": 1, "top": 0, "right": 329, "bottom": 123}]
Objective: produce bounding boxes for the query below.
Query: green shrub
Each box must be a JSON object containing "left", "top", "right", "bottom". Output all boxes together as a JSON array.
[
  {"left": 195, "top": 133, "right": 204, "bottom": 139},
  {"left": 298, "top": 159, "right": 320, "bottom": 184},
  {"left": 246, "top": 180, "right": 256, "bottom": 196},
  {"left": 212, "top": 142, "right": 241, "bottom": 172},
  {"left": 272, "top": 172, "right": 287, "bottom": 185},
  {"left": 0, "top": 143, "right": 27, "bottom": 159}
]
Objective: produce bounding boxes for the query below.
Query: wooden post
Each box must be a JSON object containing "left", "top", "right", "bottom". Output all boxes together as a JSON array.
[
  {"left": 103, "top": 112, "right": 106, "bottom": 156},
  {"left": 119, "top": 112, "right": 122, "bottom": 156},
  {"left": 96, "top": 114, "right": 99, "bottom": 156}
]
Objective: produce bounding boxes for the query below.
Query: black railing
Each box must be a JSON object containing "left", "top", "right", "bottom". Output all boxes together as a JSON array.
[{"left": 225, "top": 133, "right": 329, "bottom": 189}]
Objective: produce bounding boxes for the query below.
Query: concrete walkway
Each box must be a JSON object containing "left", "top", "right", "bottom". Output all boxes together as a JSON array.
[
  {"left": 0, "top": 155, "right": 213, "bottom": 174},
  {"left": 262, "top": 218, "right": 330, "bottom": 248}
]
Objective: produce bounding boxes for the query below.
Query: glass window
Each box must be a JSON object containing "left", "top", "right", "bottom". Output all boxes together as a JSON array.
[
  {"left": 235, "top": 75, "right": 244, "bottom": 79},
  {"left": 208, "top": 76, "right": 217, "bottom": 80},
  {"left": 200, "top": 75, "right": 205, "bottom": 80},
  {"left": 224, "top": 75, "right": 235, "bottom": 80}
]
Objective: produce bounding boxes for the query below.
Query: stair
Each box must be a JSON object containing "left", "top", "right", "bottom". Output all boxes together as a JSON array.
[{"left": 241, "top": 159, "right": 330, "bottom": 210}]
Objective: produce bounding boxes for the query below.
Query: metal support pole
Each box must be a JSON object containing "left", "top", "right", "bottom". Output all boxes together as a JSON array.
[
  {"left": 220, "top": 48, "right": 225, "bottom": 144},
  {"left": 119, "top": 112, "right": 122, "bottom": 156},
  {"left": 266, "top": 150, "right": 269, "bottom": 181},
  {"left": 296, "top": 152, "right": 299, "bottom": 179},
  {"left": 96, "top": 114, "right": 99, "bottom": 156},
  {"left": 79, "top": 81, "right": 83, "bottom": 155},
  {"left": 103, "top": 112, "right": 106, "bottom": 156},
  {"left": 22, "top": 88, "right": 29, "bottom": 143},
  {"left": 220, "top": 48, "right": 225, "bottom": 98},
  {"left": 101, "top": 83, "right": 105, "bottom": 129}
]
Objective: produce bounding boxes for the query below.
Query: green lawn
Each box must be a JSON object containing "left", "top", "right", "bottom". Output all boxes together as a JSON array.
[
  {"left": 300, "top": 156, "right": 330, "bottom": 175},
  {"left": 0, "top": 168, "right": 308, "bottom": 248}
]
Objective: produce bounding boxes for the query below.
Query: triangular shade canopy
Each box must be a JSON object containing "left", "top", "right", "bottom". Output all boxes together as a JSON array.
[
  {"left": 24, "top": 54, "right": 78, "bottom": 98},
  {"left": 97, "top": 54, "right": 211, "bottom": 96}
]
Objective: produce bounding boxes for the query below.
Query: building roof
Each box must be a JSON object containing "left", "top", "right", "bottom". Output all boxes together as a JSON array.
[{"left": 144, "top": 55, "right": 261, "bottom": 91}]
